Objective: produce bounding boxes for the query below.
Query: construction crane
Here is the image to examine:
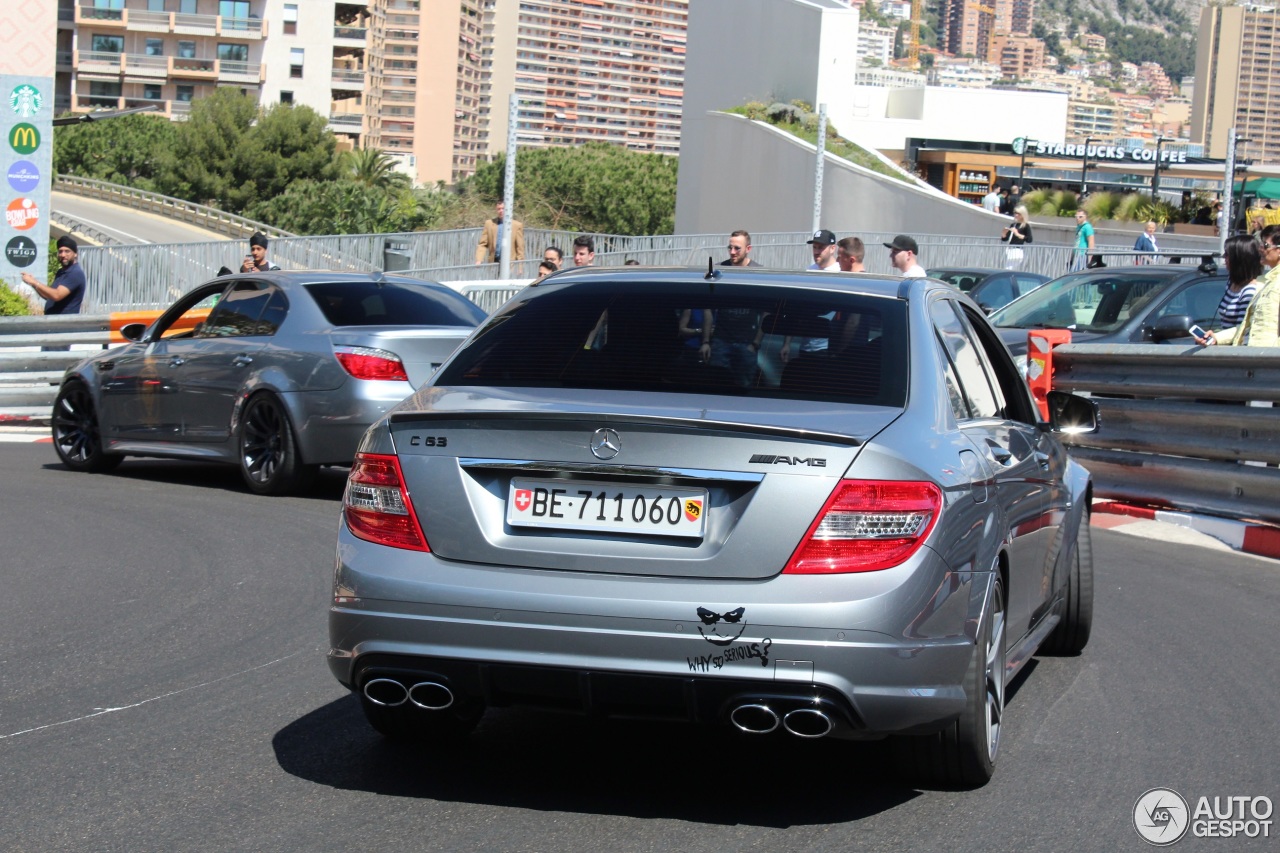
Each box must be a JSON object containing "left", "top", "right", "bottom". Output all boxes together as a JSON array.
[{"left": 908, "top": 0, "right": 922, "bottom": 67}]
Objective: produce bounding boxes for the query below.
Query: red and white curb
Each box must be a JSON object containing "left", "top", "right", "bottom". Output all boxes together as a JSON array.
[
  {"left": 0, "top": 428, "right": 50, "bottom": 443},
  {"left": 1093, "top": 500, "right": 1280, "bottom": 561}
]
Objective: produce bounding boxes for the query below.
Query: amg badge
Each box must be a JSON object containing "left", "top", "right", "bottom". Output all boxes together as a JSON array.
[{"left": 749, "top": 454, "right": 826, "bottom": 467}]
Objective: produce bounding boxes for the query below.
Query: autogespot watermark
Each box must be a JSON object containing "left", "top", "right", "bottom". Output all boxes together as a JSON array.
[{"left": 1133, "top": 787, "right": 1273, "bottom": 845}]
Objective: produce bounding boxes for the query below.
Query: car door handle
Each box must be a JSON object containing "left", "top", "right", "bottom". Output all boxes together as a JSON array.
[
  {"left": 987, "top": 444, "right": 1013, "bottom": 465},
  {"left": 168, "top": 357, "right": 185, "bottom": 367},
  {"left": 97, "top": 360, "right": 114, "bottom": 371},
  {"left": 232, "top": 355, "right": 254, "bottom": 367}
]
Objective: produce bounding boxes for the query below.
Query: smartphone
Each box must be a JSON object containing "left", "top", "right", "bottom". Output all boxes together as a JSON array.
[{"left": 1189, "top": 324, "right": 1208, "bottom": 339}]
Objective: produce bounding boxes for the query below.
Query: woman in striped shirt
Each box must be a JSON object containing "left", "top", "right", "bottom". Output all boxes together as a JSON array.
[{"left": 1215, "top": 235, "right": 1262, "bottom": 328}]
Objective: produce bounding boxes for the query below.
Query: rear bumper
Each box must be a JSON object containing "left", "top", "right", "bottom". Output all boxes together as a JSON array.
[
  {"left": 284, "top": 382, "right": 412, "bottom": 466},
  {"left": 328, "top": 525, "right": 994, "bottom": 737}
]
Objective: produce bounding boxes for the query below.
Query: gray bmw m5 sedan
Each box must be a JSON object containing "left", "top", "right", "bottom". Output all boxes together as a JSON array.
[
  {"left": 52, "top": 271, "right": 486, "bottom": 494},
  {"left": 328, "top": 266, "right": 1097, "bottom": 787}
]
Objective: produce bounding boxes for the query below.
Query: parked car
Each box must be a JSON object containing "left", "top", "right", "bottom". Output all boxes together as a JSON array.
[
  {"left": 51, "top": 271, "right": 487, "bottom": 494},
  {"left": 327, "top": 266, "right": 1098, "bottom": 787},
  {"left": 926, "top": 267, "right": 1050, "bottom": 314},
  {"left": 987, "top": 263, "right": 1230, "bottom": 361}
]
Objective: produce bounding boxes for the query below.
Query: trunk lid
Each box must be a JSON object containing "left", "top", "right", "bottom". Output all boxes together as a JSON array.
[
  {"left": 330, "top": 326, "right": 473, "bottom": 388},
  {"left": 389, "top": 389, "right": 902, "bottom": 580}
]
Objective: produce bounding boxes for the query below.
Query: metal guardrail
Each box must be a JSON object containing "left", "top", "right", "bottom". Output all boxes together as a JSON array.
[
  {"left": 0, "top": 315, "right": 112, "bottom": 421},
  {"left": 1051, "top": 343, "right": 1280, "bottom": 525},
  {"left": 55, "top": 175, "right": 293, "bottom": 241},
  {"left": 49, "top": 210, "right": 119, "bottom": 246}
]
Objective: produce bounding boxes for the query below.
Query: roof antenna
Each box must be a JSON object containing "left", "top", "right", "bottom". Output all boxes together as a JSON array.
[{"left": 704, "top": 256, "right": 719, "bottom": 281}]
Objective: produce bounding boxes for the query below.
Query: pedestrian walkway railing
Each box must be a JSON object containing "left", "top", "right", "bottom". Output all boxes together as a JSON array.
[
  {"left": 55, "top": 174, "right": 294, "bottom": 241},
  {"left": 1051, "top": 342, "right": 1280, "bottom": 525},
  {"left": 68, "top": 222, "right": 1222, "bottom": 312}
]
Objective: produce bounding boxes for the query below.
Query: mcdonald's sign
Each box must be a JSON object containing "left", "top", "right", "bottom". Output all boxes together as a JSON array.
[{"left": 9, "top": 122, "right": 39, "bottom": 155}]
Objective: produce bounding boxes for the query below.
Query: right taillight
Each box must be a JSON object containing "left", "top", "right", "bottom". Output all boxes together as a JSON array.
[
  {"left": 783, "top": 480, "right": 941, "bottom": 574},
  {"left": 335, "top": 345, "right": 409, "bottom": 381},
  {"left": 343, "top": 452, "right": 430, "bottom": 551}
]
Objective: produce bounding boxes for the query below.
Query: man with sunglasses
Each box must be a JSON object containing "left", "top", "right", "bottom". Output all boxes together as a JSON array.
[{"left": 721, "top": 230, "right": 762, "bottom": 267}]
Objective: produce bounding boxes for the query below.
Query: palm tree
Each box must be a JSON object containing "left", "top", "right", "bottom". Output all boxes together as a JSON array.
[{"left": 342, "top": 147, "right": 408, "bottom": 191}]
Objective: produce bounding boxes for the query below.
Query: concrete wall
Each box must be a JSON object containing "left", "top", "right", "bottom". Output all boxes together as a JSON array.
[{"left": 676, "top": 111, "right": 1009, "bottom": 237}]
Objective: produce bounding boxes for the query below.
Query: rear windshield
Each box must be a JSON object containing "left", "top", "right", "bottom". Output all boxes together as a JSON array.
[
  {"left": 435, "top": 281, "right": 908, "bottom": 407},
  {"left": 988, "top": 271, "right": 1179, "bottom": 333},
  {"left": 304, "top": 280, "right": 487, "bottom": 327}
]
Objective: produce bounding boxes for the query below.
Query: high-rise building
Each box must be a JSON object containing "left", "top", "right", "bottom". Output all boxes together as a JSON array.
[
  {"left": 1191, "top": 3, "right": 1280, "bottom": 162},
  {"left": 479, "top": 0, "right": 687, "bottom": 168}
]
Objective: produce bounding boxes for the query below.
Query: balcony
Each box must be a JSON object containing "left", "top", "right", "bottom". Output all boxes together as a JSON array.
[
  {"left": 332, "top": 67, "right": 366, "bottom": 88},
  {"left": 76, "top": 51, "right": 123, "bottom": 75},
  {"left": 334, "top": 26, "right": 368, "bottom": 42},
  {"left": 73, "top": 6, "right": 265, "bottom": 38},
  {"left": 328, "top": 112, "right": 364, "bottom": 128},
  {"left": 57, "top": 50, "right": 73, "bottom": 70},
  {"left": 171, "top": 56, "right": 217, "bottom": 79},
  {"left": 218, "top": 59, "right": 265, "bottom": 84}
]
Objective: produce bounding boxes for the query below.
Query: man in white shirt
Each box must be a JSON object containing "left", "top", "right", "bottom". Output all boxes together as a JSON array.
[
  {"left": 982, "top": 187, "right": 1001, "bottom": 212},
  {"left": 806, "top": 229, "right": 839, "bottom": 271},
  {"left": 885, "top": 235, "right": 926, "bottom": 278}
]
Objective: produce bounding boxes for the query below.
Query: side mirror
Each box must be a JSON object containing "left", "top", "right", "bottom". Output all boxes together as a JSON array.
[
  {"left": 1045, "top": 390, "right": 1098, "bottom": 435},
  {"left": 1150, "top": 314, "right": 1192, "bottom": 342},
  {"left": 120, "top": 322, "right": 147, "bottom": 342}
]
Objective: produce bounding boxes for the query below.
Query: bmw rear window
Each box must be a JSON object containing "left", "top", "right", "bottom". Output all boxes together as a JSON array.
[
  {"left": 304, "top": 280, "right": 487, "bottom": 327},
  {"left": 434, "top": 281, "right": 908, "bottom": 407}
]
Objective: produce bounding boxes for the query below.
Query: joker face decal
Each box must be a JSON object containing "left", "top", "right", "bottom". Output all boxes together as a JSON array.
[{"left": 696, "top": 606, "right": 746, "bottom": 646}]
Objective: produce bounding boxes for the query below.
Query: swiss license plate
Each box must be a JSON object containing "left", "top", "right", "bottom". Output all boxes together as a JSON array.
[{"left": 506, "top": 478, "right": 707, "bottom": 538}]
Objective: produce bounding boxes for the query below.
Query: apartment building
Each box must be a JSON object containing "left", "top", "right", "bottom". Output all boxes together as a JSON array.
[
  {"left": 1191, "top": 3, "right": 1280, "bottom": 162},
  {"left": 479, "top": 0, "right": 687, "bottom": 169},
  {"left": 1066, "top": 99, "right": 1122, "bottom": 142},
  {"left": 989, "top": 33, "right": 1044, "bottom": 79},
  {"left": 62, "top": 0, "right": 690, "bottom": 187},
  {"left": 857, "top": 22, "right": 895, "bottom": 68},
  {"left": 59, "top": 0, "right": 366, "bottom": 149}
]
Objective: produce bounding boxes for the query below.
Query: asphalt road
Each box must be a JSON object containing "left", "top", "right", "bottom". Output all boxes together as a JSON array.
[
  {"left": 52, "top": 191, "right": 227, "bottom": 245},
  {"left": 1, "top": 441, "right": 1276, "bottom": 853}
]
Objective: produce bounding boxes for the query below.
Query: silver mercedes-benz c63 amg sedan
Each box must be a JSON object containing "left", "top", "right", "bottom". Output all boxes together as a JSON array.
[{"left": 328, "top": 265, "right": 1098, "bottom": 787}]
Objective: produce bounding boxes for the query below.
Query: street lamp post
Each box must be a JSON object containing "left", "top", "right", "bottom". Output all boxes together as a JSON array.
[
  {"left": 1152, "top": 136, "right": 1173, "bottom": 201},
  {"left": 1079, "top": 137, "right": 1099, "bottom": 197},
  {"left": 1017, "top": 137, "right": 1038, "bottom": 190}
]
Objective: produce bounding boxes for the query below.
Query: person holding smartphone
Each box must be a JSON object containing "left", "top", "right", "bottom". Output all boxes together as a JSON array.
[
  {"left": 241, "top": 232, "right": 281, "bottom": 272},
  {"left": 1001, "top": 205, "right": 1032, "bottom": 270},
  {"left": 1197, "top": 226, "right": 1280, "bottom": 347}
]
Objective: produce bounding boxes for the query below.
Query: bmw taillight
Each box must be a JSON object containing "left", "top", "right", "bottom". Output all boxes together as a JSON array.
[
  {"left": 335, "top": 345, "right": 409, "bottom": 381},
  {"left": 343, "top": 453, "right": 430, "bottom": 551},
  {"left": 783, "top": 480, "right": 941, "bottom": 574}
]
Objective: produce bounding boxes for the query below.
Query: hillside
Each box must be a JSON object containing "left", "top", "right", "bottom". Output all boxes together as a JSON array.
[{"left": 1031, "top": 0, "right": 1202, "bottom": 82}]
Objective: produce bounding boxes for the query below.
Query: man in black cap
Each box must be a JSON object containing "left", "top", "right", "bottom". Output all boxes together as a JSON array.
[
  {"left": 242, "top": 231, "right": 281, "bottom": 272},
  {"left": 885, "top": 234, "right": 925, "bottom": 278},
  {"left": 22, "top": 235, "right": 85, "bottom": 315},
  {"left": 806, "top": 229, "right": 839, "bottom": 271}
]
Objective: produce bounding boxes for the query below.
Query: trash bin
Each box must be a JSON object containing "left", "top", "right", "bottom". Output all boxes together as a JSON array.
[{"left": 383, "top": 240, "right": 412, "bottom": 272}]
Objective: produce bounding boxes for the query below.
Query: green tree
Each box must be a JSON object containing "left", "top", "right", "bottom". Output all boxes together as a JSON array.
[
  {"left": 156, "top": 90, "right": 337, "bottom": 214},
  {"left": 245, "top": 179, "right": 422, "bottom": 235},
  {"left": 155, "top": 87, "right": 258, "bottom": 209},
  {"left": 52, "top": 113, "right": 178, "bottom": 189},
  {"left": 463, "top": 142, "right": 678, "bottom": 235}
]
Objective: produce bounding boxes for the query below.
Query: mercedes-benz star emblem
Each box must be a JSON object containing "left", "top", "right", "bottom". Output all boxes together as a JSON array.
[{"left": 590, "top": 428, "right": 621, "bottom": 460}]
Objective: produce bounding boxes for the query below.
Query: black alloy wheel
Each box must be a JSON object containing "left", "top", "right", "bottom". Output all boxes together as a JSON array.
[
  {"left": 237, "top": 393, "right": 315, "bottom": 495},
  {"left": 51, "top": 382, "right": 122, "bottom": 473}
]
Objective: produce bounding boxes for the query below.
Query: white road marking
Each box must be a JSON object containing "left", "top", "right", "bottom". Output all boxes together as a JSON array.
[
  {"left": 61, "top": 212, "right": 153, "bottom": 244},
  {"left": 0, "top": 650, "right": 306, "bottom": 740}
]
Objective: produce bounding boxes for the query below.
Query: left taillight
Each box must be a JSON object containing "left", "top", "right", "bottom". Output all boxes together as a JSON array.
[
  {"left": 343, "top": 452, "right": 430, "bottom": 551},
  {"left": 334, "top": 345, "right": 409, "bottom": 381},
  {"left": 782, "top": 479, "right": 941, "bottom": 574}
]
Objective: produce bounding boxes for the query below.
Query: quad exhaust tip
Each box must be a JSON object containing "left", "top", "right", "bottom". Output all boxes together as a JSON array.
[
  {"left": 730, "top": 702, "right": 833, "bottom": 738},
  {"left": 363, "top": 678, "right": 455, "bottom": 711}
]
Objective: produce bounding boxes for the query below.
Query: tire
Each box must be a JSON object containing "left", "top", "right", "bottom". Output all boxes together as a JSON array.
[
  {"left": 237, "top": 393, "right": 316, "bottom": 496},
  {"left": 360, "top": 694, "right": 482, "bottom": 744},
  {"left": 1041, "top": 513, "right": 1094, "bottom": 655},
  {"left": 51, "top": 382, "right": 122, "bottom": 473},
  {"left": 894, "top": 575, "right": 1005, "bottom": 788}
]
